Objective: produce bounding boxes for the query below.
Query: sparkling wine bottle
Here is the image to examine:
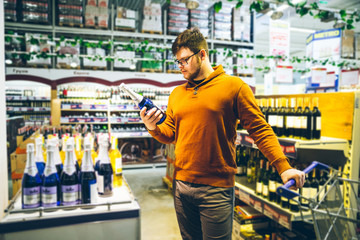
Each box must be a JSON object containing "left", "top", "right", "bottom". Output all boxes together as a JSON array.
[
  {"left": 22, "top": 143, "right": 42, "bottom": 209},
  {"left": 34, "top": 137, "right": 45, "bottom": 177},
  {"left": 49, "top": 138, "right": 63, "bottom": 177},
  {"left": 110, "top": 136, "right": 122, "bottom": 187},
  {"left": 120, "top": 83, "right": 166, "bottom": 125},
  {"left": 80, "top": 138, "right": 97, "bottom": 204},
  {"left": 60, "top": 142, "right": 80, "bottom": 206},
  {"left": 96, "top": 135, "right": 113, "bottom": 196},
  {"left": 42, "top": 143, "right": 61, "bottom": 208}
]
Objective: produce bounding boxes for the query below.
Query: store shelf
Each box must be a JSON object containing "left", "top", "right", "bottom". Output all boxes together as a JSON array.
[
  {"left": 0, "top": 181, "right": 140, "bottom": 239},
  {"left": 111, "top": 132, "right": 151, "bottom": 139},
  {"left": 61, "top": 104, "right": 108, "bottom": 111},
  {"left": 6, "top": 96, "right": 50, "bottom": 101},
  {"left": 123, "top": 163, "right": 166, "bottom": 169},
  {"left": 235, "top": 176, "right": 311, "bottom": 231},
  {"left": 236, "top": 130, "right": 349, "bottom": 165}
]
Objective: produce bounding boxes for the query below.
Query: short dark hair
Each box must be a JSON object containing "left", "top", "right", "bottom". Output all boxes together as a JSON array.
[{"left": 172, "top": 27, "right": 209, "bottom": 56}]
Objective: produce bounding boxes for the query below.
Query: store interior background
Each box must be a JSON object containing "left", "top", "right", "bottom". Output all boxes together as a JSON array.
[{"left": 1, "top": 0, "right": 360, "bottom": 238}]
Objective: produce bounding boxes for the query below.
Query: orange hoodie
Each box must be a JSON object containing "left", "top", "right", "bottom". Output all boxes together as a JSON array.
[{"left": 149, "top": 65, "right": 292, "bottom": 187}]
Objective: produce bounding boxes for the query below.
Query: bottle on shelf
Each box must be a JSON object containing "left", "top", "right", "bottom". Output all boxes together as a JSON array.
[
  {"left": 276, "top": 98, "right": 286, "bottom": 137},
  {"left": 235, "top": 145, "right": 242, "bottom": 175},
  {"left": 95, "top": 135, "right": 113, "bottom": 196},
  {"left": 267, "top": 98, "right": 277, "bottom": 134},
  {"left": 42, "top": 143, "right": 61, "bottom": 208},
  {"left": 34, "top": 137, "right": 45, "bottom": 177},
  {"left": 246, "top": 149, "right": 256, "bottom": 184},
  {"left": 80, "top": 137, "right": 97, "bottom": 204},
  {"left": 49, "top": 137, "right": 63, "bottom": 177},
  {"left": 268, "top": 166, "right": 277, "bottom": 202},
  {"left": 286, "top": 98, "right": 296, "bottom": 138},
  {"left": 22, "top": 143, "right": 42, "bottom": 209},
  {"left": 67, "top": 137, "right": 81, "bottom": 177},
  {"left": 294, "top": 98, "right": 304, "bottom": 139},
  {"left": 119, "top": 83, "right": 166, "bottom": 125},
  {"left": 300, "top": 173, "right": 311, "bottom": 208},
  {"left": 255, "top": 159, "right": 264, "bottom": 196},
  {"left": 109, "top": 135, "right": 123, "bottom": 188},
  {"left": 276, "top": 170, "right": 283, "bottom": 205},
  {"left": 262, "top": 161, "right": 270, "bottom": 199},
  {"left": 302, "top": 97, "right": 313, "bottom": 140},
  {"left": 60, "top": 142, "right": 80, "bottom": 206},
  {"left": 326, "top": 169, "right": 336, "bottom": 208},
  {"left": 310, "top": 169, "right": 319, "bottom": 202},
  {"left": 318, "top": 170, "right": 327, "bottom": 202},
  {"left": 289, "top": 188, "right": 300, "bottom": 212},
  {"left": 312, "top": 97, "right": 321, "bottom": 139}
]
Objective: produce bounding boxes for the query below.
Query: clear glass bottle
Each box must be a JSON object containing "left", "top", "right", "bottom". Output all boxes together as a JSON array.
[{"left": 80, "top": 138, "right": 97, "bottom": 204}]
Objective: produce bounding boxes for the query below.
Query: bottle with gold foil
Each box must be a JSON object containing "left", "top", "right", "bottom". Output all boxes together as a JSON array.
[
  {"left": 109, "top": 135, "right": 123, "bottom": 187},
  {"left": 74, "top": 134, "right": 84, "bottom": 167},
  {"left": 312, "top": 97, "right": 321, "bottom": 139},
  {"left": 267, "top": 98, "right": 277, "bottom": 134}
]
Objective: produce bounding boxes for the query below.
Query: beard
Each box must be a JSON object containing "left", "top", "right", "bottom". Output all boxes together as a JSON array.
[{"left": 183, "top": 56, "right": 202, "bottom": 81}]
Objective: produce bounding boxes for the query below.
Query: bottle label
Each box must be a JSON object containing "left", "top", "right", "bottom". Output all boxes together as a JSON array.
[
  {"left": 310, "top": 187, "right": 318, "bottom": 198},
  {"left": 61, "top": 184, "right": 79, "bottom": 205},
  {"left": 326, "top": 185, "right": 336, "bottom": 201},
  {"left": 115, "top": 157, "right": 122, "bottom": 174},
  {"left": 23, "top": 187, "right": 41, "bottom": 208},
  {"left": 319, "top": 184, "right": 325, "bottom": 201},
  {"left": 90, "top": 182, "right": 97, "bottom": 203},
  {"left": 294, "top": 117, "right": 301, "bottom": 128},
  {"left": 262, "top": 185, "right": 269, "bottom": 197},
  {"left": 287, "top": 116, "right": 294, "bottom": 128},
  {"left": 256, "top": 182, "right": 262, "bottom": 194},
  {"left": 316, "top": 116, "right": 321, "bottom": 130},
  {"left": 301, "top": 187, "right": 310, "bottom": 204},
  {"left": 42, "top": 186, "right": 58, "bottom": 207},
  {"left": 269, "top": 181, "right": 276, "bottom": 192},
  {"left": 301, "top": 116, "right": 307, "bottom": 129},
  {"left": 268, "top": 115, "right": 277, "bottom": 126},
  {"left": 247, "top": 168, "right": 252, "bottom": 176},
  {"left": 277, "top": 116, "right": 283, "bottom": 128},
  {"left": 290, "top": 189, "right": 299, "bottom": 201}
]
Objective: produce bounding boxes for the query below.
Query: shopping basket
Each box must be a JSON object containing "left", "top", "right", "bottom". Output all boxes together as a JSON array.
[{"left": 277, "top": 161, "right": 360, "bottom": 240}]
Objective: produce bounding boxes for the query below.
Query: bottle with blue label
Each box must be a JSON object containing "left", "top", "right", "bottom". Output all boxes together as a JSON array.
[
  {"left": 96, "top": 135, "right": 113, "bottom": 196},
  {"left": 22, "top": 143, "right": 42, "bottom": 209},
  {"left": 34, "top": 137, "right": 45, "bottom": 177},
  {"left": 42, "top": 143, "right": 61, "bottom": 208},
  {"left": 60, "top": 142, "right": 80, "bottom": 206},
  {"left": 120, "top": 83, "right": 166, "bottom": 125},
  {"left": 80, "top": 138, "right": 97, "bottom": 204}
]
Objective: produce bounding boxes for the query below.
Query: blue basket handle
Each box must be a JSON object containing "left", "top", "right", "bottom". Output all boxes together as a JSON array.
[{"left": 276, "top": 161, "right": 330, "bottom": 199}]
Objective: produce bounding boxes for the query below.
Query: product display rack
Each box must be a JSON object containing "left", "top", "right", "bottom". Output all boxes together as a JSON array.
[{"left": 0, "top": 177, "right": 141, "bottom": 240}]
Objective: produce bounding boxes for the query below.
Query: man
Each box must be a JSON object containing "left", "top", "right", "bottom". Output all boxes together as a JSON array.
[{"left": 140, "top": 27, "right": 305, "bottom": 240}]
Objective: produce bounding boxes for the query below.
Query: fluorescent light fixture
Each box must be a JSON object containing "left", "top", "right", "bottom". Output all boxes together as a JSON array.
[
  {"left": 290, "top": 27, "right": 316, "bottom": 33},
  {"left": 70, "top": 61, "right": 78, "bottom": 68},
  {"left": 5, "top": 59, "right": 13, "bottom": 65}
]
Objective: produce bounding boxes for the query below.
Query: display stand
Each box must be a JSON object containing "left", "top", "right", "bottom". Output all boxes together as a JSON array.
[{"left": 0, "top": 177, "right": 140, "bottom": 240}]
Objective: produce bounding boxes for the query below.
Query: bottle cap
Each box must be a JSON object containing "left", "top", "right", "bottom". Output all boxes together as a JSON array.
[{"left": 27, "top": 143, "right": 35, "bottom": 152}]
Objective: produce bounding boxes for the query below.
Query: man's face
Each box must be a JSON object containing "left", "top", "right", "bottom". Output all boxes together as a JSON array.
[{"left": 175, "top": 47, "right": 202, "bottom": 81}]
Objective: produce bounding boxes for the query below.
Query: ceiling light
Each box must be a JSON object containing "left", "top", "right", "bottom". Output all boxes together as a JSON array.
[
  {"left": 5, "top": 59, "right": 13, "bottom": 65},
  {"left": 333, "top": 19, "right": 346, "bottom": 29},
  {"left": 70, "top": 61, "right": 78, "bottom": 68},
  {"left": 271, "top": 11, "right": 284, "bottom": 20},
  {"left": 186, "top": 0, "right": 199, "bottom": 10}
]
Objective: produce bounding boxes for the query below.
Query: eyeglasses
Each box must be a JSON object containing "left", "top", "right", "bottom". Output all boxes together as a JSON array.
[{"left": 174, "top": 50, "right": 201, "bottom": 67}]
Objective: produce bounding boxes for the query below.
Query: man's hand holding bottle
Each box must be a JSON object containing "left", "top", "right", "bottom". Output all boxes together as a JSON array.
[{"left": 140, "top": 107, "right": 164, "bottom": 131}]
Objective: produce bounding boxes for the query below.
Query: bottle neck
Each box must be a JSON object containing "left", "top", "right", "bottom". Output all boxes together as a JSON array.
[
  {"left": 64, "top": 149, "right": 76, "bottom": 174},
  {"left": 35, "top": 144, "right": 44, "bottom": 162},
  {"left": 44, "top": 151, "right": 57, "bottom": 176},
  {"left": 25, "top": 151, "right": 38, "bottom": 176},
  {"left": 98, "top": 143, "right": 110, "bottom": 163},
  {"left": 81, "top": 149, "right": 94, "bottom": 172}
]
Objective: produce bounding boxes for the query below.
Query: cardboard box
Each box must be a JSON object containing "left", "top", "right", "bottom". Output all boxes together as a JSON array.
[
  {"left": 115, "top": 18, "right": 136, "bottom": 28},
  {"left": 10, "top": 152, "right": 27, "bottom": 180}
]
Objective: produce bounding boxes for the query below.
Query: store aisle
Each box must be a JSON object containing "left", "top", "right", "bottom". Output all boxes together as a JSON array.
[{"left": 123, "top": 167, "right": 181, "bottom": 240}]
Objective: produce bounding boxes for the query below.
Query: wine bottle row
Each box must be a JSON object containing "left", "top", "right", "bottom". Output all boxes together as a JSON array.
[
  {"left": 242, "top": 97, "right": 321, "bottom": 140},
  {"left": 21, "top": 134, "right": 123, "bottom": 209},
  {"left": 58, "top": 85, "right": 171, "bottom": 101},
  {"left": 236, "top": 146, "right": 344, "bottom": 213}
]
